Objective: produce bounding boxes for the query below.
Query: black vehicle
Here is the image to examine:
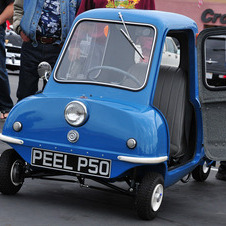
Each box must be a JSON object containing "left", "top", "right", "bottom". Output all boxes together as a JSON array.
[{"left": 206, "top": 35, "right": 226, "bottom": 87}]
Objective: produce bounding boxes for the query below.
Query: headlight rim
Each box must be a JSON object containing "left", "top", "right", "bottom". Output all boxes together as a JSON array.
[{"left": 64, "top": 101, "right": 88, "bottom": 127}]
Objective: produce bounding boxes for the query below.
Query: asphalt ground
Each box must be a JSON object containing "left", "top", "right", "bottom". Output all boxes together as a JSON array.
[{"left": 0, "top": 73, "right": 225, "bottom": 226}]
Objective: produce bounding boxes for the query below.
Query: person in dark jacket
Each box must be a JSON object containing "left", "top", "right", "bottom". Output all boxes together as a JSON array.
[{"left": 0, "top": 0, "right": 14, "bottom": 119}]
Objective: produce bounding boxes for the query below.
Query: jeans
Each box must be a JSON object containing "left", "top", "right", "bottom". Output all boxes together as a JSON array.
[
  {"left": 17, "top": 41, "right": 62, "bottom": 101},
  {"left": 0, "top": 25, "right": 13, "bottom": 112}
]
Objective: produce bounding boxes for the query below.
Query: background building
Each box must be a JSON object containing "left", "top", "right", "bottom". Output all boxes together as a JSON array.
[{"left": 156, "top": 0, "right": 226, "bottom": 32}]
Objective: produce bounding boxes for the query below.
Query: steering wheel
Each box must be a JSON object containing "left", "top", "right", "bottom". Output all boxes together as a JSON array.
[{"left": 87, "top": 65, "right": 141, "bottom": 86}]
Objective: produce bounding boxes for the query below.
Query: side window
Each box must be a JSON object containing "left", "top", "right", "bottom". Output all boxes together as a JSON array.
[
  {"left": 205, "top": 36, "right": 226, "bottom": 88},
  {"left": 161, "top": 37, "right": 180, "bottom": 67}
]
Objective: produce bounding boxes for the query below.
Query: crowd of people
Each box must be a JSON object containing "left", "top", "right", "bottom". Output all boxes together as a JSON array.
[{"left": 0, "top": 0, "right": 225, "bottom": 181}]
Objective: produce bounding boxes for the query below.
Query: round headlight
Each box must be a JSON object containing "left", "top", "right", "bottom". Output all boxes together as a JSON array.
[{"left": 64, "top": 101, "right": 88, "bottom": 126}]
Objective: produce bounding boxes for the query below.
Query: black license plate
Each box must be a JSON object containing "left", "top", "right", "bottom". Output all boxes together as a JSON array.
[{"left": 31, "top": 148, "right": 111, "bottom": 178}]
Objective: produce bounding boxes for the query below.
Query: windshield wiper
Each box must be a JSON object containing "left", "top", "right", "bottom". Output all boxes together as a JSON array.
[{"left": 118, "top": 12, "right": 144, "bottom": 60}]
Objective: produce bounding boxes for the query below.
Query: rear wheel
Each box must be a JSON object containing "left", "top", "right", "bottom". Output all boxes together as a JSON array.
[
  {"left": 0, "top": 149, "right": 24, "bottom": 195},
  {"left": 192, "top": 161, "right": 211, "bottom": 182},
  {"left": 135, "top": 172, "right": 164, "bottom": 220}
]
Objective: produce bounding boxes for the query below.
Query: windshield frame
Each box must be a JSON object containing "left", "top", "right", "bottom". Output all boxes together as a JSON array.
[{"left": 53, "top": 18, "right": 157, "bottom": 91}]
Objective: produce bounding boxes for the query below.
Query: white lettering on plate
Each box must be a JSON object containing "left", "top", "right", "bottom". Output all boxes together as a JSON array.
[
  {"left": 43, "top": 151, "right": 53, "bottom": 167},
  {"left": 53, "top": 153, "right": 63, "bottom": 168},
  {"left": 63, "top": 155, "right": 73, "bottom": 170},
  {"left": 77, "top": 157, "right": 88, "bottom": 171},
  {"left": 32, "top": 149, "right": 42, "bottom": 164}
]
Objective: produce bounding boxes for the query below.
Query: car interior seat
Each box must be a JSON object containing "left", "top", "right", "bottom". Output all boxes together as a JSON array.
[{"left": 153, "top": 66, "right": 192, "bottom": 164}]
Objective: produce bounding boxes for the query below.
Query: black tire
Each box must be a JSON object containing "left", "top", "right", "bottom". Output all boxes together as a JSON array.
[
  {"left": 0, "top": 149, "right": 24, "bottom": 195},
  {"left": 135, "top": 172, "right": 164, "bottom": 220},
  {"left": 192, "top": 162, "right": 211, "bottom": 182}
]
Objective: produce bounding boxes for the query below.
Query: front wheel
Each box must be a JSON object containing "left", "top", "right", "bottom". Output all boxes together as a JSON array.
[
  {"left": 0, "top": 149, "right": 24, "bottom": 195},
  {"left": 135, "top": 172, "right": 164, "bottom": 220},
  {"left": 192, "top": 161, "right": 211, "bottom": 182}
]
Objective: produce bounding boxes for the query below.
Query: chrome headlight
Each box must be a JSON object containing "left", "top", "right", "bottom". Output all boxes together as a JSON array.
[{"left": 64, "top": 101, "right": 88, "bottom": 126}]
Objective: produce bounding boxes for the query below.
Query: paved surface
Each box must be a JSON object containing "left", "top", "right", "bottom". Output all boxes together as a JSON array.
[{"left": 0, "top": 74, "right": 225, "bottom": 226}]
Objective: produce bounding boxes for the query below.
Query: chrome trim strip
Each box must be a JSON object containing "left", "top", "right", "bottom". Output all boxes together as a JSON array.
[
  {"left": 0, "top": 133, "right": 24, "bottom": 145},
  {"left": 117, "top": 156, "right": 168, "bottom": 164}
]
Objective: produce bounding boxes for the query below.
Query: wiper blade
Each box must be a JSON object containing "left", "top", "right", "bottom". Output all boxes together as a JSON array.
[
  {"left": 118, "top": 12, "right": 131, "bottom": 39},
  {"left": 118, "top": 12, "right": 144, "bottom": 60},
  {"left": 120, "top": 29, "right": 144, "bottom": 59}
]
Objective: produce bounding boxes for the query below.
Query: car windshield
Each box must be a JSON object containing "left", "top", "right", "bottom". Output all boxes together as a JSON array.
[{"left": 55, "top": 20, "right": 155, "bottom": 90}]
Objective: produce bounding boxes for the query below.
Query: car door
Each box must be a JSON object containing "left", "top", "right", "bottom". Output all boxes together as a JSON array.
[{"left": 197, "top": 27, "right": 226, "bottom": 160}]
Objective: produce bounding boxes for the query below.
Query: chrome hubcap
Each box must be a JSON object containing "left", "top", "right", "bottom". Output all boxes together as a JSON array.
[
  {"left": 10, "top": 160, "right": 23, "bottom": 186},
  {"left": 151, "top": 184, "right": 163, "bottom": 211}
]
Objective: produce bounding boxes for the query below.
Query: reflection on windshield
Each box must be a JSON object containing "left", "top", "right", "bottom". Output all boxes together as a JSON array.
[{"left": 55, "top": 20, "right": 155, "bottom": 90}]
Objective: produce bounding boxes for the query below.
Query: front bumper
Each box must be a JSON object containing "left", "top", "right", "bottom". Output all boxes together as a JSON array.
[
  {"left": 0, "top": 133, "right": 168, "bottom": 178},
  {"left": 118, "top": 155, "right": 168, "bottom": 164},
  {"left": 0, "top": 133, "right": 23, "bottom": 145},
  {"left": 0, "top": 133, "right": 168, "bottom": 164}
]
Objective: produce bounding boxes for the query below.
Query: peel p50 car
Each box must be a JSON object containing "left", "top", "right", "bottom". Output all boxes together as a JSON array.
[{"left": 0, "top": 9, "right": 225, "bottom": 220}]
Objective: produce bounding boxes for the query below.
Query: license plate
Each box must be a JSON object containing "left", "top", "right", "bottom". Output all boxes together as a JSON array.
[{"left": 31, "top": 148, "right": 111, "bottom": 178}]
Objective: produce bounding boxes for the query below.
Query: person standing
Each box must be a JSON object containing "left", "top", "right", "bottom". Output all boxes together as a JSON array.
[
  {"left": 0, "top": 0, "right": 14, "bottom": 119},
  {"left": 216, "top": 161, "right": 226, "bottom": 181},
  {"left": 13, "top": 0, "right": 81, "bottom": 101},
  {"left": 76, "top": 0, "right": 155, "bottom": 15}
]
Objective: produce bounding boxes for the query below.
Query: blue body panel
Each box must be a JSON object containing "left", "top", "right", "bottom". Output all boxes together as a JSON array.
[
  {"left": 2, "top": 9, "right": 204, "bottom": 187},
  {"left": 3, "top": 94, "right": 168, "bottom": 179}
]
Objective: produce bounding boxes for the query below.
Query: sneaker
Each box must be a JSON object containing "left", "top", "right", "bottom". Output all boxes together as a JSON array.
[
  {"left": 0, "top": 110, "right": 9, "bottom": 120},
  {"left": 216, "top": 170, "right": 226, "bottom": 181}
]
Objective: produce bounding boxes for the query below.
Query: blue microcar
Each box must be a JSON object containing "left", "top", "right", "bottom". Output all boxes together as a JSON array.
[{"left": 0, "top": 8, "right": 225, "bottom": 220}]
